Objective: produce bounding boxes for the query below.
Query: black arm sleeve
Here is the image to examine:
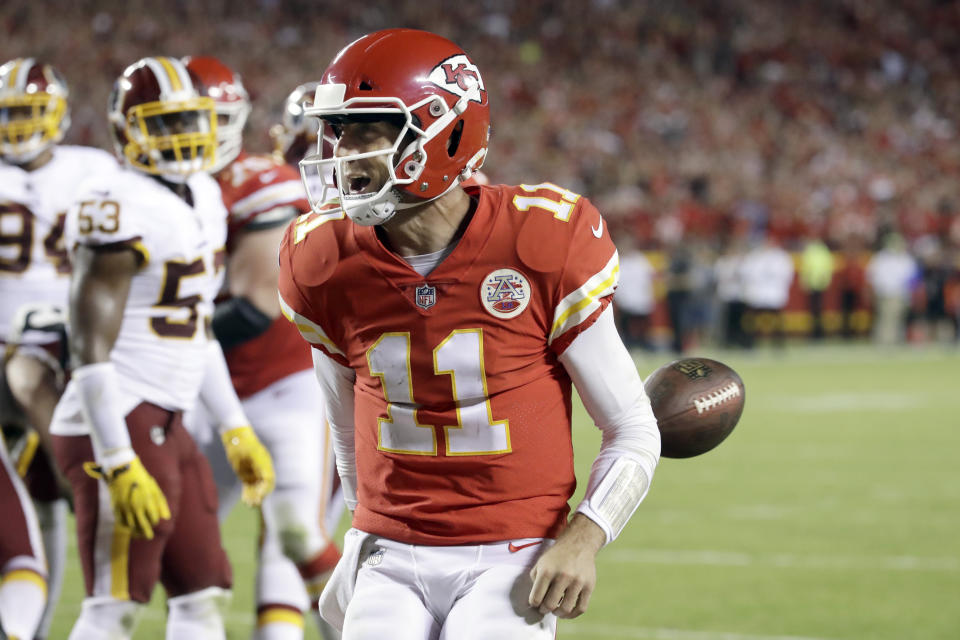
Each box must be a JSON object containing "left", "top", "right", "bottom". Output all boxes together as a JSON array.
[{"left": 211, "top": 296, "right": 274, "bottom": 351}]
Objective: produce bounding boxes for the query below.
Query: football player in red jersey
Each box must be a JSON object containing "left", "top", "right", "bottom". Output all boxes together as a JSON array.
[
  {"left": 270, "top": 81, "right": 322, "bottom": 168},
  {"left": 184, "top": 56, "right": 343, "bottom": 640},
  {"left": 278, "top": 29, "right": 661, "bottom": 639}
]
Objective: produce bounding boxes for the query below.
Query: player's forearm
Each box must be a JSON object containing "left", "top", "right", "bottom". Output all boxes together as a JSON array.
[
  {"left": 73, "top": 363, "right": 134, "bottom": 469},
  {"left": 311, "top": 348, "right": 359, "bottom": 509},
  {"left": 329, "top": 418, "right": 358, "bottom": 511},
  {"left": 559, "top": 305, "right": 661, "bottom": 544},
  {"left": 198, "top": 340, "right": 248, "bottom": 433}
]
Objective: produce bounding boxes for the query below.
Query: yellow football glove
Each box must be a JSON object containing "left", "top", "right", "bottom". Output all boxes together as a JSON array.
[
  {"left": 83, "top": 456, "right": 171, "bottom": 539},
  {"left": 221, "top": 426, "right": 275, "bottom": 507}
]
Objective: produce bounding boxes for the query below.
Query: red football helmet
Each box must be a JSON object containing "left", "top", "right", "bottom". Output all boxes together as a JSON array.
[
  {"left": 300, "top": 28, "right": 490, "bottom": 225},
  {"left": 0, "top": 58, "right": 70, "bottom": 164},
  {"left": 107, "top": 56, "right": 217, "bottom": 178},
  {"left": 182, "top": 55, "right": 251, "bottom": 173},
  {"left": 270, "top": 81, "right": 323, "bottom": 165}
]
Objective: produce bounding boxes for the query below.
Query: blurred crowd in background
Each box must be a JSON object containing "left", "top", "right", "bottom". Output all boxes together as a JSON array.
[{"left": 5, "top": 0, "right": 958, "bottom": 349}]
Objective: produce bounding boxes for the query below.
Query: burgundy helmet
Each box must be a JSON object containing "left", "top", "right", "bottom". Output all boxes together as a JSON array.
[
  {"left": 107, "top": 56, "right": 217, "bottom": 178},
  {"left": 0, "top": 58, "right": 70, "bottom": 163},
  {"left": 300, "top": 29, "right": 490, "bottom": 225}
]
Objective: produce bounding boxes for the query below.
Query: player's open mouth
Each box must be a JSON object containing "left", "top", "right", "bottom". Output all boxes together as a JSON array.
[{"left": 346, "top": 175, "right": 372, "bottom": 194}]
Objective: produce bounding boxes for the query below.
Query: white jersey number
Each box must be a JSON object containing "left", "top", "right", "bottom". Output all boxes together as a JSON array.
[
  {"left": 367, "top": 329, "right": 510, "bottom": 456},
  {"left": 512, "top": 183, "right": 581, "bottom": 222}
]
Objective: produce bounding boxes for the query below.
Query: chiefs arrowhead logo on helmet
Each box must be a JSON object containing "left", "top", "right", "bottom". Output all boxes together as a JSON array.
[
  {"left": 298, "top": 29, "right": 491, "bottom": 226},
  {"left": 429, "top": 55, "right": 486, "bottom": 103}
]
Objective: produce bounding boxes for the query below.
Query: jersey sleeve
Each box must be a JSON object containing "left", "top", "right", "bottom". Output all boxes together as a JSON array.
[
  {"left": 64, "top": 179, "right": 151, "bottom": 262},
  {"left": 277, "top": 217, "right": 349, "bottom": 367},
  {"left": 547, "top": 196, "right": 619, "bottom": 354},
  {"left": 224, "top": 158, "right": 309, "bottom": 234}
]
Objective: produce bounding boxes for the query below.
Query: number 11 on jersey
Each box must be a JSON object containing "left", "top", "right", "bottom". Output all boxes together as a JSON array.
[{"left": 367, "top": 329, "right": 511, "bottom": 457}]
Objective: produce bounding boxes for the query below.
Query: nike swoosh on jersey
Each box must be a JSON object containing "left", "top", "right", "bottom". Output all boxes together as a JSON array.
[
  {"left": 591, "top": 216, "right": 603, "bottom": 238},
  {"left": 507, "top": 541, "right": 543, "bottom": 553}
]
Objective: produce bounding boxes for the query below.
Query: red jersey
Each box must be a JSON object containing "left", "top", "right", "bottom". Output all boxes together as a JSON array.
[
  {"left": 278, "top": 183, "right": 619, "bottom": 545},
  {"left": 217, "top": 151, "right": 313, "bottom": 398}
]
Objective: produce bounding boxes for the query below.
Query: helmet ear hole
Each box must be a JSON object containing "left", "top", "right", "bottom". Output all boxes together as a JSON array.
[{"left": 446, "top": 119, "right": 464, "bottom": 157}]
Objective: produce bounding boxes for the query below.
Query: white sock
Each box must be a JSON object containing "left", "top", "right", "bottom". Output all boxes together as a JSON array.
[
  {"left": 34, "top": 498, "right": 67, "bottom": 639},
  {"left": 0, "top": 569, "right": 46, "bottom": 640},
  {"left": 67, "top": 598, "right": 142, "bottom": 640},
  {"left": 166, "top": 587, "right": 230, "bottom": 640}
]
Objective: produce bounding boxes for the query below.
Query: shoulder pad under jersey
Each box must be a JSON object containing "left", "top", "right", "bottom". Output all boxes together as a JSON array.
[
  {"left": 508, "top": 182, "right": 586, "bottom": 273},
  {"left": 280, "top": 208, "right": 345, "bottom": 287},
  {"left": 220, "top": 153, "right": 307, "bottom": 225}
]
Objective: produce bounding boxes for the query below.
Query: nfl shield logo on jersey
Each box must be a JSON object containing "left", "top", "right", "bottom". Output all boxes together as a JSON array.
[
  {"left": 364, "top": 547, "right": 385, "bottom": 567},
  {"left": 481, "top": 268, "right": 531, "bottom": 319},
  {"left": 415, "top": 284, "right": 437, "bottom": 310}
]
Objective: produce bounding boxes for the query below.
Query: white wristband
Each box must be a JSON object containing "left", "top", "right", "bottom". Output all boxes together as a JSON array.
[
  {"left": 72, "top": 362, "right": 135, "bottom": 469},
  {"left": 576, "top": 452, "right": 654, "bottom": 544}
]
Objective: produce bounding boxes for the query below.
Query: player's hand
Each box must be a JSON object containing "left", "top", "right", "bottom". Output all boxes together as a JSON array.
[
  {"left": 221, "top": 425, "right": 275, "bottom": 506},
  {"left": 83, "top": 456, "right": 170, "bottom": 539},
  {"left": 528, "top": 514, "right": 606, "bottom": 619}
]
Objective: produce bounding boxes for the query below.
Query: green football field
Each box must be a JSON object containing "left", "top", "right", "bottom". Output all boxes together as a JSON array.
[{"left": 48, "top": 344, "right": 959, "bottom": 639}]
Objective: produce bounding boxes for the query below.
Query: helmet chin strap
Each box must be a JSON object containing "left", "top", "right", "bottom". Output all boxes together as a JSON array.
[{"left": 345, "top": 175, "right": 467, "bottom": 227}]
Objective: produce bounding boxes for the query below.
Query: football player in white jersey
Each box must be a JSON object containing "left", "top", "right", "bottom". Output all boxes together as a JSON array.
[
  {"left": 47, "top": 56, "right": 274, "bottom": 640},
  {"left": 0, "top": 57, "right": 119, "bottom": 640},
  {"left": 184, "top": 57, "right": 343, "bottom": 640}
]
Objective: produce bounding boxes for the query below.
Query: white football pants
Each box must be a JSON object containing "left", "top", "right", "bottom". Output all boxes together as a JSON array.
[
  {"left": 184, "top": 368, "right": 344, "bottom": 612},
  {"left": 338, "top": 532, "right": 557, "bottom": 640}
]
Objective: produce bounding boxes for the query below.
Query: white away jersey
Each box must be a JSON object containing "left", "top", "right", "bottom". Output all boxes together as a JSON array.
[
  {"left": 0, "top": 145, "right": 118, "bottom": 342},
  {"left": 52, "top": 169, "right": 227, "bottom": 435}
]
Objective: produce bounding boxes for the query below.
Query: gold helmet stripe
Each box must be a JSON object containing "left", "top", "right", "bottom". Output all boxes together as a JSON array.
[
  {"left": 8, "top": 58, "right": 33, "bottom": 92},
  {"left": 156, "top": 56, "right": 184, "bottom": 92},
  {"left": 143, "top": 58, "right": 176, "bottom": 95}
]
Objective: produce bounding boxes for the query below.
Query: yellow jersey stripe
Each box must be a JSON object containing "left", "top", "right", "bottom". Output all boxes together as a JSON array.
[
  {"left": 549, "top": 252, "right": 620, "bottom": 344},
  {"left": 278, "top": 293, "right": 345, "bottom": 356}
]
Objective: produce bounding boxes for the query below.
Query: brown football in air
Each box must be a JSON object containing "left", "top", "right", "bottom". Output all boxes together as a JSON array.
[{"left": 643, "top": 358, "right": 745, "bottom": 458}]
